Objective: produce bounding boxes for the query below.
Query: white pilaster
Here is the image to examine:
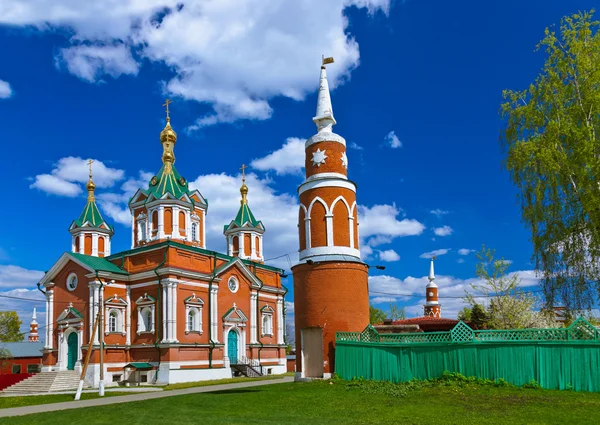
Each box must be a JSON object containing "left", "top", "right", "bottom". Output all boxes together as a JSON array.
[
  {"left": 48, "top": 290, "right": 54, "bottom": 349},
  {"left": 71, "top": 236, "right": 76, "bottom": 253},
  {"left": 201, "top": 211, "right": 206, "bottom": 248},
  {"left": 250, "top": 292, "right": 257, "bottom": 343},
  {"left": 251, "top": 234, "right": 257, "bottom": 259},
  {"left": 305, "top": 217, "right": 311, "bottom": 249},
  {"left": 186, "top": 211, "right": 192, "bottom": 242},
  {"left": 348, "top": 216, "right": 355, "bottom": 249},
  {"left": 92, "top": 284, "right": 100, "bottom": 344},
  {"left": 131, "top": 213, "right": 135, "bottom": 248},
  {"left": 325, "top": 214, "right": 334, "bottom": 246},
  {"left": 106, "top": 236, "right": 111, "bottom": 256},
  {"left": 172, "top": 282, "right": 178, "bottom": 342},
  {"left": 91, "top": 233, "right": 98, "bottom": 256},
  {"left": 276, "top": 296, "right": 284, "bottom": 345},
  {"left": 126, "top": 286, "right": 131, "bottom": 346},
  {"left": 158, "top": 206, "right": 165, "bottom": 239},
  {"left": 172, "top": 206, "right": 180, "bottom": 239},
  {"left": 162, "top": 283, "right": 168, "bottom": 343},
  {"left": 79, "top": 236, "right": 85, "bottom": 254},
  {"left": 211, "top": 287, "right": 219, "bottom": 343}
]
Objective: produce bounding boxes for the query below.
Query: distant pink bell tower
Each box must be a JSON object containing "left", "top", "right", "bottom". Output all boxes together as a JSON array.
[
  {"left": 424, "top": 258, "right": 441, "bottom": 317},
  {"left": 29, "top": 308, "right": 39, "bottom": 342}
]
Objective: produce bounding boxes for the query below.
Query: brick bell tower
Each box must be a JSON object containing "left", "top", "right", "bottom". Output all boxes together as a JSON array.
[
  {"left": 29, "top": 307, "right": 39, "bottom": 342},
  {"left": 292, "top": 57, "right": 369, "bottom": 379},
  {"left": 424, "top": 257, "right": 441, "bottom": 317}
]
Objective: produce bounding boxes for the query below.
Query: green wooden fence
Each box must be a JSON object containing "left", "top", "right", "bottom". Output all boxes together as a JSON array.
[{"left": 335, "top": 317, "right": 600, "bottom": 392}]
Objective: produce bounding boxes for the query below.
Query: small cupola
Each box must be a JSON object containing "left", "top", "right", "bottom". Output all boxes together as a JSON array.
[
  {"left": 69, "top": 160, "right": 114, "bottom": 257},
  {"left": 224, "top": 165, "right": 265, "bottom": 262}
]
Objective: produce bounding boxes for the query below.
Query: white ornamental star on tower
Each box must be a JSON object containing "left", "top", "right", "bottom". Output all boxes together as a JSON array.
[
  {"left": 341, "top": 152, "right": 348, "bottom": 169},
  {"left": 312, "top": 148, "right": 328, "bottom": 167}
]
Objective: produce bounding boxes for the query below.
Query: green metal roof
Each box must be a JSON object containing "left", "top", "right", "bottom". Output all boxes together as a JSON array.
[
  {"left": 73, "top": 200, "right": 111, "bottom": 229},
  {"left": 234, "top": 203, "right": 261, "bottom": 227},
  {"left": 124, "top": 362, "right": 154, "bottom": 369},
  {"left": 147, "top": 163, "right": 190, "bottom": 199},
  {"left": 68, "top": 252, "right": 129, "bottom": 275}
]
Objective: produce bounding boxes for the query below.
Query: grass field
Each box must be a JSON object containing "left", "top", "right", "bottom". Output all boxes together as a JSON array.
[{"left": 2, "top": 377, "right": 600, "bottom": 425}]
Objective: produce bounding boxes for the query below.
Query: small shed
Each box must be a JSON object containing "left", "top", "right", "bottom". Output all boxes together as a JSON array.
[
  {"left": 0, "top": 342, "right": 44, "bottom": 374},
  {"left": 123, "top": 362, "right": 154, "bottom": 385}
]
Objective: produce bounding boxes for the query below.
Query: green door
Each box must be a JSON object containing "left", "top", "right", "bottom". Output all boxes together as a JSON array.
[
  {"left": 67, "top": 332, "right": 78, "bottom": 371},
  {"left": 228, "top": 330, "right": 238, "bottom": 365}
]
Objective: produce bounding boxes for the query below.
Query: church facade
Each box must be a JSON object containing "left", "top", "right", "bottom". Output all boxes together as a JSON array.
[{"left": 39, "top": 107, "right": 287, "bottom": 386}]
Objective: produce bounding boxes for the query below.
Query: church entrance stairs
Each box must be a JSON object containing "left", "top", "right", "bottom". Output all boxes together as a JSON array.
[{"left": 1, "top": 371, "right": 85, "bottom": 394}]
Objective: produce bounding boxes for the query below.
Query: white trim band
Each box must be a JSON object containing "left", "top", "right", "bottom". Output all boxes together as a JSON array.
[{"left": 299, "top": 178, "right": 356, "bottom": 195}]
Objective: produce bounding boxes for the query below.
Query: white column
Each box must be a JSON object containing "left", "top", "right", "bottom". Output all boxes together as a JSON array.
[
  {"left": 44, "top": 290, "right": 51, "bottom": 349},
  {"left": 162, "top": 283, "right": 168, "bottom": 343},
  {"left": 126, "top": 286, "right": 131, "bottom": 345},
  {"left": 47, "top": 290, "right": 54, "bottom": 349},
  {"left": 211, "top": 287, "right": 219, "bottom": 343},
  {"left": 250, "top": 292, "right": 257, "bottom": 343},
  {"left": 77, "top": 327, "right": 84, "bottom": 366},
  {"left": 172, "top": 282, "right": 178, "bottom": 342},
  {"left": 305, "top": 217, "right": 311, "bottom": 249},
  {"left": 158, "top": 206, "right": 165, "bottom": 239},
  {"left": 201, "top": 211, "right": 206, "bottom": 248},
  {"left": 92, "top": 233, "right": 99, "bottom": 256},
  {"left": 251, "top": 234, "right": 257, "bottom": 259},
  {"left": 186, "top": 211, "right": 192, "bottom": 242},
  {"left": 71, "top": 236, "right": 76, "bottom": 253},
  {"left": 276, "top": 296, "right": 284, "bottom": 345},
  {"left": 79, "top": 236, "right": 85, "bottom": 254},
  {"left": 239, "top": 233, "right": 245, "bottom": 258},
  {"left": 227, "top": 236, "right": 232, "bottom": 256},
  {"left": 106, "top": 237, "right": 111, "bottom": 256},
  {"left": 348, "top": 216, "right": 355, "bottom": 249},
  {"left": 325, "top": 214, "right": 334, "bottom": 246},
  {"left": 88, "top": 285, "right": 93, "bottom": 338},
  {"left": 131, "top": 213, "right": 135, "bottom": 248},
  {"left": 172, "top": 206, "right": 180, "bottom": 239}
]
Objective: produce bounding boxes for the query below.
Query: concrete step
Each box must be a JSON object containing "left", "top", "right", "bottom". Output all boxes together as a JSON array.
[{"left": 2, "top": 371, "right": 88, "bottom": 394}]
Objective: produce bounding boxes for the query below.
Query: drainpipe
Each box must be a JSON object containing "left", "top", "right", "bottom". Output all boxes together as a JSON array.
[
  {"left": 281, "top": 281, "right": 289, "bottom": 350},
  {"left": 36, "top": 282, "right": 46, "bottom": 296},
  {"left": 152, "top": 242, "right": 169, "bottom": 383},
  {"left": 207, "top": 253, "right": 218, "bottom": 368}
]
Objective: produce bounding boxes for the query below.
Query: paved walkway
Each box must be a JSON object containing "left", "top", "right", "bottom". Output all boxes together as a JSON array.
[{"left": 0, "top": 376, "right": 294, "bottom": 418}]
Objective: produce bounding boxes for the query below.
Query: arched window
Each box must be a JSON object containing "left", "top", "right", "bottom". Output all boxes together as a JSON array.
[
  {"left": 188, "top": 309, "right": 196, "bottom": 332},
  {"left": 145, "top": 309, "right": 152, "bottom": 331},
  {"left": 109, "top": 310, "right": 119, "bottom": 333},
  {"left": 138, "top": 307, "right": 154, "bottom": 333},
  {"left": 192, "top": 223, "right": 198, "bottom": 241},
  {"left": 262, "top": 314, "right": 273, "bottom": 336}
]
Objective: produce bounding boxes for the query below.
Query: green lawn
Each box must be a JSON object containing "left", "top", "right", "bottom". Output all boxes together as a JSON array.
[
  {"left": 162, "top": 373, "right": 291, "bottom": 390},
  {"left": 0, "top": 391, "right": 131, "bottom": 410},
  {"left": 3, "top": 378, "right": 600, "bottom": 424}
]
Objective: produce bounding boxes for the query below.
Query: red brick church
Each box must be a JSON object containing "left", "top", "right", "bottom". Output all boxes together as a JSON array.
[{"left": 39, "top": 103, "right": 287, "bottom": 386}]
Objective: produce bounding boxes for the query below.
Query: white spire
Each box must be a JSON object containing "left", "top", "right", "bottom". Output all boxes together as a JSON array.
[
  {"left": 31, "top": 307, "right": 37, "bottom": 324},
  {"left": 427, "top": 257, "right": 437, "bottom": 288},
  {"left": 313, "top": 56, "right": 337, "bottom": 132}
]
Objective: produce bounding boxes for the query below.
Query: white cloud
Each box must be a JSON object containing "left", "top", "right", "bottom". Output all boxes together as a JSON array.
[
  {"left": 349, "top": 142, "right": 363, "bottom": 150},
  {"left": 378, "top": 249, "right": 400, "bottom": 262},
  {"left": 0, "top": 288, "right": 46, "bottom": 338},
  {"left": 97, "top": 171, "right": 153, "bottom": 225},
  {"left": 371, "top": 296, "right": 397, "bottom": 304},
  {"left": 285, "top": 301, "right": 294, "bottom": 315},
  {"left": 433, "top": 225, "right": 453, "bottom": 237},
  {"left": 30, "top": 157, "right": 125, "bottom": 197},
  {"left": 250, "top": 137, "right": 305, "bottom": 175},
  {"left": 0, "top": 80, "right": 13, "bottom": 98},
  {"left": 420, "top": 248, "right": 451, "bottom": 259},
  {"left": 359, "top": 204, "right": 425, "bottom": 239},
  {"left": 57, "top": 43, "right": 139, "bottom": 83},
  {"left": 457, "top": 258, "right": 465, "bottom": 264},
  {"left": 430, "top": 209, "right": 449, "bottom": 217},
  {"left": 369, "top": 269, "right": 542, "bottom": 319},
  {"left": 2, "top": 0, "right": 391, "bottom": 126},
  {"left": 29, "top": 174, "right": 82, "bottom": 197},
  {"left": 457, "top": 248, "right": 474, "bottom": 256},
  {"left": 384, "top": 130, "right": 402, "bottom": 148},
  {"left": 367, "top": 235, "right": 393, "bottom": 247},
  {"left": 0, "top": 265, "right": 44, "bottom": 289}
]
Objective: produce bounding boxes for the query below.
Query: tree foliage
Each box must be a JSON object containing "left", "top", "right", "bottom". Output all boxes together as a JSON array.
[
  {"left": 388, "top": 303, "right": 406, "bottom": 321},
  {"left": 501, "top": 10, "right": 600, "bottom": 310},
  {"left": 465, "top": 246, "right": 556, "bottom": 329},
  {"left": 369, "top": 305, "right": 387, "bottom": 325},
  {"left": 0, "top": 311, "right": 22, "bottom": 342}
]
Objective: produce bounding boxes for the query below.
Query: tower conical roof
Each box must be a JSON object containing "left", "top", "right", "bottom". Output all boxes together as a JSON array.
[
  {"left": 73, "top": 161, "right": 112, "bottom": 230},
  {"left": 313, "top": 57, "right": 337, "bottom": 132}
]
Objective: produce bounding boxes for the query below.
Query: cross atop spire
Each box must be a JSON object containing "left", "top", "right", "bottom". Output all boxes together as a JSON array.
[
  {"left": 240, "top": 164, "right": 248, "bottom": 205},
  {"left": 163, "top": 98, "right": 172, "bottom": 121},
  {"left": 86, "top": 159, "right": 96, "bottom": 202},
  {"left": 313, "top": 56, "right": 337, "bottom": 133},
  {"left": 87, "top": 159, "right": 94, "bottom": 179},
  {"left": 240, "top": 164, "right": 247, "bottom": 183}
]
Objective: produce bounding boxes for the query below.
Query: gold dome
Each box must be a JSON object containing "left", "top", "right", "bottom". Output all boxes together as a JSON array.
[
  {"left": 162, "top": 150, "right": 175, "bottom": 163},
  {"left": 240, "top": 183, "right": 248, "bottom": 205},
  {"left": 86, "top": 180, "right": 96, "bottom": 191},
  {"left": 160, "top": 118, "right": 178, "bottom": 144}
]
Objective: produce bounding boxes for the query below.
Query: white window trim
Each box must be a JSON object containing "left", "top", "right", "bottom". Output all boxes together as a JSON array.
[
  {"left": 137, "top": 305, "right": 156, "bottom": 335},
  {"left": 228, "top": 277, "right": 239, "bottom": 294},
  {"left": 66, "top": 273, "right": 78, "bottom": 292},
  {"left": 185, "top": 306, "right": 203, "bottom": 334},
  {"left": 261, "top": 313, "right": 273, "bottom": 337},
  {"left": 106, "top": 308, "right": 124, "bottom": 334}
]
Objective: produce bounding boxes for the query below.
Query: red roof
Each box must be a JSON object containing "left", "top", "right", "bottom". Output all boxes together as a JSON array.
[{"left": 392, "top": 317, "right": 465, "bottom": 332}]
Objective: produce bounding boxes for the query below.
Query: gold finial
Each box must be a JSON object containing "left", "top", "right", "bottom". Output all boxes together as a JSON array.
[
  {"left": 86, "top": 159, "right": 96, "bottom": 202},
  {"left": 240, "top": 164, "right": 248, "bottom": 205},
  {"left": 163, "top": 98, "right": 172, "bottom": 121},
  {"left": 322, "top": 56, "right": 334, "bottom": 68}
]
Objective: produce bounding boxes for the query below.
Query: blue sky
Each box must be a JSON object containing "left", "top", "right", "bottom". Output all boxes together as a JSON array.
[{"left": 1, "top": 0, "right": 596, "bottom": 335}]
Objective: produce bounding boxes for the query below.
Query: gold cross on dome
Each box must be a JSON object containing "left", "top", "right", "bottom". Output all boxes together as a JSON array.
[
  {"left": 163, "top": 99, "right": 172, "bottom": 119},
  {"left": 240, "top": 164, "right": 247, "bottom": 181},
  {"left": 87, "top": 159, "right": 94, "bottom": 178}
]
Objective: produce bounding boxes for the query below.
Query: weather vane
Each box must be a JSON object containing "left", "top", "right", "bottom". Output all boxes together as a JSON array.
[
  {"left": 163, "top": 99, "right": 172, "bottom": 120},
  {"left": 322, "top": 55, "right": 334, "bottom": 66}
]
